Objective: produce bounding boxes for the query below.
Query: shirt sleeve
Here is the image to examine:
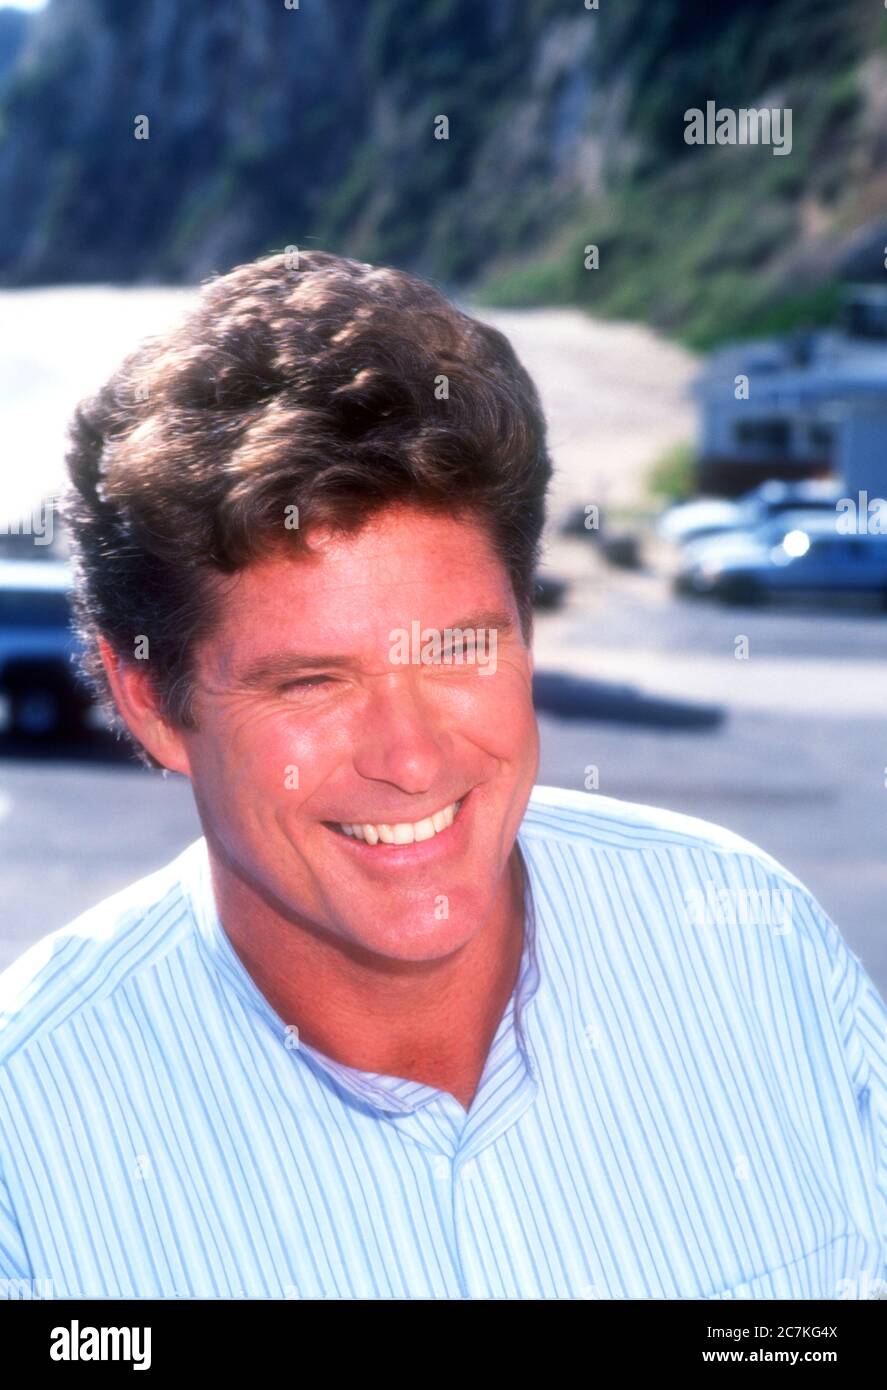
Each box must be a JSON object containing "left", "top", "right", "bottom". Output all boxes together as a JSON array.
[{"left": 827, "top": 920, "right": 887, "bottom": 1274}]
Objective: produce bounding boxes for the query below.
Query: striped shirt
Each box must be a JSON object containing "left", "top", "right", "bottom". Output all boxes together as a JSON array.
[{"left": 0, "top": 785, "right": 884, "bottom": 1300}]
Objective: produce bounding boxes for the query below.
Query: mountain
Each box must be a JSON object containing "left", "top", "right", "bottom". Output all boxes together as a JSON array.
[{"left": 0, "top": 0, "right": 884, "bottom": 345}]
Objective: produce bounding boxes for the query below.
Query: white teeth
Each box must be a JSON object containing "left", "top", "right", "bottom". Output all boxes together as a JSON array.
[{"left": 336, "top": 798, "right": 463, "bottom": 846}]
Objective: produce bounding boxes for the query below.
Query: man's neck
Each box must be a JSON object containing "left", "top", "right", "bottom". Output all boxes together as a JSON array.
[{"left": 205, "top": 846, "right": 528, "bottom": 1113}]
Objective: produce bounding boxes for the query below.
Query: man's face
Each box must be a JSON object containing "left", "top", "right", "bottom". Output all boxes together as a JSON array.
[{"left": 177, "top": 505, "right": 539, "bottom": 962}]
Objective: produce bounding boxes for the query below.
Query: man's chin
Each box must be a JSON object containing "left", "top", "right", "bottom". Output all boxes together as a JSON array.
[{"left": 334, "top": 906, "right": 486, "bottom": 965}]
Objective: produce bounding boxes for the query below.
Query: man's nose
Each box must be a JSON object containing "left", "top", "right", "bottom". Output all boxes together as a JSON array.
[{"left": 351, "top": 674, "right": 447, "bottom": 793}]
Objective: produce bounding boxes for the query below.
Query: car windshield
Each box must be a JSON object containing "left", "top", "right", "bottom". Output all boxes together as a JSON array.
[{"left": 769, "top": 495, "right": 834, "bottom": 513}]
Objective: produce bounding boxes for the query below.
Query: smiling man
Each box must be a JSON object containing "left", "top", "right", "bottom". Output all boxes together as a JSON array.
[
  {"left": 0, "top": 250, "right": 884, "bottom": 1300},
  {"left": 143, "top": 514, "right": 536, "bottom": 1110}
]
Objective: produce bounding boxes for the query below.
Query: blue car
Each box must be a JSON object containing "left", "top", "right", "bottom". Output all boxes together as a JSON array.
[
  {"left": 0, "top": 560, "right": 90, "bottom": 735},
  {"left": 660, "top": 478, "right": 843, "bottom": 547},
  {"left": 675, "top": 512, "right": 887, "bottom": 605}
]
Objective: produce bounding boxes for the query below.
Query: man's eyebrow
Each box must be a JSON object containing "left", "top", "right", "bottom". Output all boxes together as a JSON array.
[
  {"left": 234, "top": 650, "right": 356, "bottom": 687},
  {"left": 437, "top": 608, "right": 515, "bottom": 636},
  {"left": 233, "top": 609, "right": 516, "bottom": 686}
]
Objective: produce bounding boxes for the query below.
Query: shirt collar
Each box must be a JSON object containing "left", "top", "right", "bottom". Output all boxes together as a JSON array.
[{"left": 182, "top": 828, "right": 542, "bottom": 1116}]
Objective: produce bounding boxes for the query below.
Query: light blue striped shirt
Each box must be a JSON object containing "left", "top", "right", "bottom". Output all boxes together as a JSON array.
[{"left": 1, "top": 786, "right": 884, "bottom": 1299}]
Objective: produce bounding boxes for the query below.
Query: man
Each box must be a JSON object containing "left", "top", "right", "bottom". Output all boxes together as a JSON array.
[{"left": 0, "top": 250, "right": 884, "bottom": 1299}]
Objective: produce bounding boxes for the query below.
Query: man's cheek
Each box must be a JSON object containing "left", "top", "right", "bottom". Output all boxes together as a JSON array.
[
  {"left": 195, "top": 727, "right": 289, "bottom": 819},
  {"left": 468, "top": 680, "right": 533, "bottom": 751},
  {"left": 243, "top": 724, "right": 343, "bottom": 811}
]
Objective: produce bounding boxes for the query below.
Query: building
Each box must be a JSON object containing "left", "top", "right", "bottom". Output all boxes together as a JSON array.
[{"left": 694, "top": 286, "right": 887, "bottom": 498}]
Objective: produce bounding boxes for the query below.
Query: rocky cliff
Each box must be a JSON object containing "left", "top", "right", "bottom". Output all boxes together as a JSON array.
[{"left": 0, "top": 0, "right": 884, "bottom": 345}]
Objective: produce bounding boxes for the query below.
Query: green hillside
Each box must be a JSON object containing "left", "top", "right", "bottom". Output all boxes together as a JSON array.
[{"left": 0, "top": 0, "right": 884, "bottom": 346}]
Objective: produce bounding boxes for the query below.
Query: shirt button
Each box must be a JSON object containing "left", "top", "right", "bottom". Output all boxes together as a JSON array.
[{"left": 460, "top": 1160, "right": 477, "bottom": 1182}]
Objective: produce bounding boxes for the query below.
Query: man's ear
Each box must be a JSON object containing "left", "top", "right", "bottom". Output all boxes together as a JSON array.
[{"left": 97, "top": 636, "right": 193, "bottom": 777}]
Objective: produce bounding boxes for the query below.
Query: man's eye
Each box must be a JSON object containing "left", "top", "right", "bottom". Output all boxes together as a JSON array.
[
  {"left": 436, "top": 642, "right": 477, "bottom": 665},
  {"left": 279, "top": 676, "right": 332, "bottom": 693}
]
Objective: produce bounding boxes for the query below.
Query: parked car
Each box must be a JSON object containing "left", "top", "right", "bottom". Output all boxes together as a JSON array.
[
  {"left": 659, "top": 478, "right": 843, "bottom": 547},
  {"left": 0, "top": 560, "right": 91, "bottom": 736},
  {"left": 678, "top": 507, "right": 834, "bottom": 566},
  {"left": 674, "top": 513, "right": 887, "bottom": 605}
]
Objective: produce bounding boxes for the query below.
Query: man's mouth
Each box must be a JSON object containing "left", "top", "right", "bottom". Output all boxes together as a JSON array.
[{"left": 323, "top": 797, "right": 464, "bottom": 847}]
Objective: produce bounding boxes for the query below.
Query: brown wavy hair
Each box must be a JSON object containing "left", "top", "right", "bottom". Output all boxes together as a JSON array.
[{"left": 62, "top": 248, "right": 552, "bottom": 768}]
